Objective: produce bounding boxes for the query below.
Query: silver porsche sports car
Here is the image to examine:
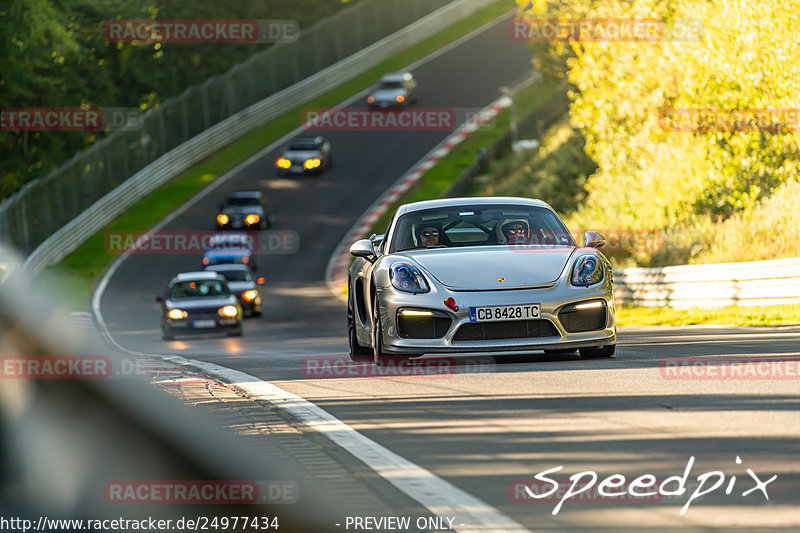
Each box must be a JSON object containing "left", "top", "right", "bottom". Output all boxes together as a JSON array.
[{"left": 347, "top": 197, "right": 616, "bottom": 364}]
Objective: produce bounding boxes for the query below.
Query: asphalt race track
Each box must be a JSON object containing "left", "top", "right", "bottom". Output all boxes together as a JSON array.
[{"left": 98, "top": 14, "right": 800, "bottom": 533}]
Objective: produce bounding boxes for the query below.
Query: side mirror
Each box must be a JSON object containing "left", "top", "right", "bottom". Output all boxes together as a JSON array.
[
  {"left": 369, "top": 233, "right": 385, "bottom": 246},
  {"left": 256, "top": 277, "right": 265, "bottom": 285},
  {"left": 583, "top": 231, "right": 605, "bottom": 249},
  {"left": 155, "top": 296, "right": 163, "bottom": 302},
  {"left": 350, "top": 239, "right": 377, "bottom": 262}
]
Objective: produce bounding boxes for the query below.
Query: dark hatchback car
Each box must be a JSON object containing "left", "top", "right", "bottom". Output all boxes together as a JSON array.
[
  {"left": 216, "top": 190, "right": 275, "bottom": 230},
  {"left": 201, "top": 232, "right": 257, "bottom": 271},
  {"left": 157, "top": 271, "right": 243, "bottom": 340},
  {"left": 204, "top": 263, "right": 264, "bottom": 317}
]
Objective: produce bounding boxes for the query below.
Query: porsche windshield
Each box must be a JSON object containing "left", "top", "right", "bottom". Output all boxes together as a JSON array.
[{"left": 390, "top": 205, "right": 575, "bottom": 252}]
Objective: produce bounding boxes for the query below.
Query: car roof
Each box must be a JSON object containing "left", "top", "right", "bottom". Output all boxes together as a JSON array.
[
  {"left": 227, "top": 190, "right": 262, "bottom": 199},
  {"left": 172, "top": 271, "right": 225, "bottom": 282},
  {"left": 380, "top": 72, "right": 412, "bottom": 82},
  {"left": 395, "top": 196, "right": 552, "bottom": 216}
]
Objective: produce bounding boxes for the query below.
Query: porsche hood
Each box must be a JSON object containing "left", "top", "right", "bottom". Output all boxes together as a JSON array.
[{"left": 401, "top": 246, "right": 578, "bottom": 290}]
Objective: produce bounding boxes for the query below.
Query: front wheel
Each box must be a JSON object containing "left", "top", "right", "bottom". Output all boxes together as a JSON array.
[
  {"left": 579, "top": 345, "right": 615, "bottom": 359},
  {"left": 161, "top": 325, "right": 174, "bottom": 341},
  {"left": 348, "top": 281, "right": 371, "bottom": 360},
  {"left": 371, "top": 291, "right": 419, "bottom": 365}
]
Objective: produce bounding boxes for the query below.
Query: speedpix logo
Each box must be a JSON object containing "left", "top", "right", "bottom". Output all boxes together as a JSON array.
[{"left": 517, "top": 457, "right": 776, "bottom": 515}]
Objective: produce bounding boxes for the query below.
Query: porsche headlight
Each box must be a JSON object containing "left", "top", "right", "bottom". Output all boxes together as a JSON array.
[
  {"left": 216, "top": 214, "right": 229, "bottom": 225},
  {"left": 571, "top": 255, "right": 604, "bottom": 287},
  {"left": 390, "top": 262, "right": 430, "bottom": 293},
  {"left": 245, "top": 214, "right": 260, "bottom": 225}
]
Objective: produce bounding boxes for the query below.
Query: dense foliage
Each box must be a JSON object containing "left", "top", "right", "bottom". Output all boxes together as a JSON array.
[
  {"left": 0, "top": 0, "right": 352, "bottom": 199},
  {"left": 514, "top": 0, "right": 800, "bottom": 264}
]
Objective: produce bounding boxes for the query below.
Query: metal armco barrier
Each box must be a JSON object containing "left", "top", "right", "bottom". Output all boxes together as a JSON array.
[
  {"left": 1, "top": 0, "right": 497, "bottom": 276},
  {"left": 614, "top": 256, "right": 800, "bottom": 307}
]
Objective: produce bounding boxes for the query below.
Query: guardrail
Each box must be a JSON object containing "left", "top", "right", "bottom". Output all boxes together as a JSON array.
[
  {"left": 0, "top": 247, "right": 341, "bottom": 530},
  {"left": 614, "top": 256, "right": 800, "bottom": 307},
  {"left": 4, "top": 0, "right": 498, "bottom": 276}
]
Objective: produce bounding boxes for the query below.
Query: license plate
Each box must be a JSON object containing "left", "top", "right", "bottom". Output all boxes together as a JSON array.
[
  {"left": 193, "top": 320, "right": 216, "bottom": 328},
  {"left": 470, "top": 304, "right": 540, "bottom": 323}
]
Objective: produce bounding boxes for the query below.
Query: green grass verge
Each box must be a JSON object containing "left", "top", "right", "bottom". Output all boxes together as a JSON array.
[
  {"left": 47, "top": 0, "right": 513, "bottom": 308},
  {"left": 365, "top": 77, "right": 561, "bottom": 238},
  {"left": 617, "top": 304, "right": 800, "bottom": 327}
]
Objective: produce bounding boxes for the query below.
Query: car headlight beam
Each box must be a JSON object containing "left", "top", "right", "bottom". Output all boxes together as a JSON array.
[
  {"left": 390, "top": 262, "right": 430, "bottom": 294},
  {"left": 167, "top": 309, "right": 187, "bottom": 320},
  {"left": 276, "top": 158, "right": 291, "bottom": 169},
  {"left": 218, "top": 305, "right": 239, "bottom": 318},
  {"left": 245, "top": 214, "right": 260, "bottom": 225},
  {"left": 242, "top": 290, "right": 257, "bottom": 302},
  {"left": 216, "top": 214, "right": 229, "bottom": 225},
  {"left": 303, "top": 158, "right": 321, "bottom": 170},
  {"left": 571, "top": 255, "right": 604, "bottom": 286}
]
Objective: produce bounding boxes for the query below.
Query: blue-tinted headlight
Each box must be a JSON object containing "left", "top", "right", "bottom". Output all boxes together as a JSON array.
[
  {"left": 390, "top": 262, "right": 430, "bottom": 293},
  {"left": 571, "top": 255, "right": 603, "bottom": 286}
]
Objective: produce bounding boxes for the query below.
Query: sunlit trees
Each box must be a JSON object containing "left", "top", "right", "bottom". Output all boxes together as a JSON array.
[{"left": 516, "top": 0, "right": 800, "bottom": 263}]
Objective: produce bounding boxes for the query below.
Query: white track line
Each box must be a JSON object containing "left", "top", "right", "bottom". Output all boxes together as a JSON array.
[{"left": 92, "top": 10, "right": 530, "bottom": 533}]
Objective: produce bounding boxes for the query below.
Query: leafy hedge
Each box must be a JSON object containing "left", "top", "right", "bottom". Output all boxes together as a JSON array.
[{"left": 0, "top": 0, "right": 352, "bottom": 199}]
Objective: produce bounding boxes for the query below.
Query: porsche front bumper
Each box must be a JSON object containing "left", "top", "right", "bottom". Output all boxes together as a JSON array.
[{"left": 372, "top": 282, "right": 615, "bottom": 355}]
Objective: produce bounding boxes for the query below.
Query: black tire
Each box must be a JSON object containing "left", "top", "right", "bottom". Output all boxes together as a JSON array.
[
  {"left": 348, "top": 280, "right": 371, "bottom": 360},
  {"left": 371, "top": 290, "right": 417, "bottom": 366},
  {"left": 161, "top": 325, "right": 174, "bottom": 341},
  {"left": 227, "top": 325, "right": 243, "bottom": 337},
  {"left": 579, "top": 345, "right": 615, "bottom": 359}
]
